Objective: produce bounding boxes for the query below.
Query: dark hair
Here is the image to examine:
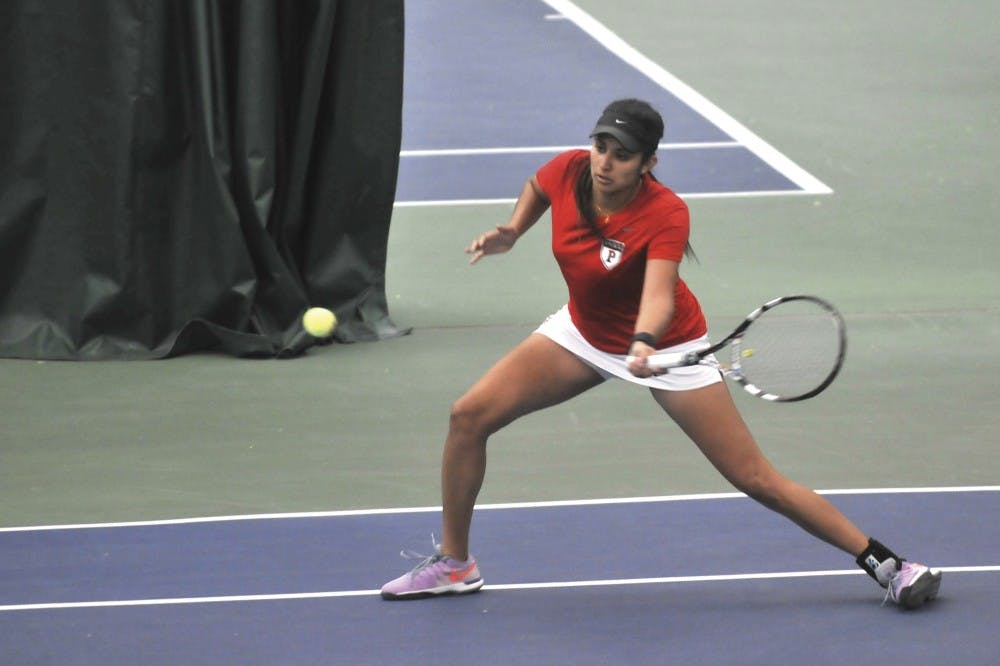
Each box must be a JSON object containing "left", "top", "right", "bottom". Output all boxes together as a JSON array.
[{"left": 574, "top": 99, "right": 695, "bottom": 260}]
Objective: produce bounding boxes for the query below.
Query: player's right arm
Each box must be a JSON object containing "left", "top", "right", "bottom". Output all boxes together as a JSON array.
[{"left": 466, "top": 177, "right": 550, "bottom": 264}]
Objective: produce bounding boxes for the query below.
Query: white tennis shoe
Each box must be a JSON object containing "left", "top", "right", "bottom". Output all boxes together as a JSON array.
[{"left": 877, "top": 560, "right": 942, "bottom": 609}]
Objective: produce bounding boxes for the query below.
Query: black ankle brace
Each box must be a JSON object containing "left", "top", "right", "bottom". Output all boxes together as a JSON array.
[{"left": 856, "top": 538, "right": 901, "bottom": 582}]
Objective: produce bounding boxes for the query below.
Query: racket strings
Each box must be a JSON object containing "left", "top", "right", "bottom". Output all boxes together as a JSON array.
[{"left": 735, "top": 309, "right": 843, "bottom": 399}]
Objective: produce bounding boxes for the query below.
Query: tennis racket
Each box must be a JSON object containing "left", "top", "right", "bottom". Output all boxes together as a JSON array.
[{"left": 634, "top": 295, "right": 847, "bottom": 402}]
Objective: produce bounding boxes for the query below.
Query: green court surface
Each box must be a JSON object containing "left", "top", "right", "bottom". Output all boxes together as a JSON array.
[{"left": 2, "top": 0, "right": 997, "bottom": 532}]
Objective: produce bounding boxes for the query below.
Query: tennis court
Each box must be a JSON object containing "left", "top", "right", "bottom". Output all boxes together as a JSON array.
[{"left": 2, "top": 1, "right": 998, "bottom": 663}]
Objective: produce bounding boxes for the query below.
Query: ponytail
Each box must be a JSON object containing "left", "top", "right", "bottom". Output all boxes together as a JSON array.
[{"left": 573, "top": 158, "right": 604, "bottom": 241}]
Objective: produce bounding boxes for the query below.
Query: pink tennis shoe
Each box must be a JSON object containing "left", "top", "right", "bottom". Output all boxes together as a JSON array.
[{"left": 381, "top": 546, "right": 484, "bottom": 600}]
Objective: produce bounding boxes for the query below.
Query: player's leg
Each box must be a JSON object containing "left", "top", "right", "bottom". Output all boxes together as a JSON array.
[
  {"left": 651, "top": 382, "right": 941, "bottom": 608},
  {"left": 441, "top": 333, "right": 604, "bottom": 559},
  {"left": 381, "top": 333, "right": 603, "bottom": 599},
  {"left": 651, "top": 381, "right": 869, "bottom": 554}
]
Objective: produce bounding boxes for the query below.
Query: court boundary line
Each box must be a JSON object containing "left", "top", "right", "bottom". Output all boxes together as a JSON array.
[
  {"left": 1, "top": 566, "right": 996, "bottom": 613},
  {"left": 2, "top": 486, "right": 996, "bottom": 533},
  {"left": 395, "top": 189, "right": 818, "bottom": 208},
  {"left": 400, "top": 142, "right": 739, "bottom": 157},
  {"left": 542, "top": 0, "right": 833, "bottom": 195},
  {"left": 396, "top": 140, "right": 810, "bottom": 206}
]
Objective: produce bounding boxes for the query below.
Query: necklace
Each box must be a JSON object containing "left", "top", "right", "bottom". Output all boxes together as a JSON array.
[{"left": 594, "top": 178, "right": 642, "bottom": 223}]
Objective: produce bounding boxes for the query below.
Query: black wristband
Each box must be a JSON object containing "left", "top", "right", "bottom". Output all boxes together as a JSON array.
[
  {"left": 856, "top": 538, "right": 902, "bottom": 584},
  {"left": 628, "top": 332, "right": 657, "bottom": 354}
]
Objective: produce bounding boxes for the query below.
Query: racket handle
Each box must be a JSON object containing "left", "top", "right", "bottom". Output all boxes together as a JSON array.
[{"left": 631, "top": 351, "right": 691, "bottom": 370}]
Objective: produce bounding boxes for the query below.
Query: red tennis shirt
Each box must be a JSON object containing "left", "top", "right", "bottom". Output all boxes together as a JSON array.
[{"left": 535, "top": 150, "right": 707, "bottom": 353}]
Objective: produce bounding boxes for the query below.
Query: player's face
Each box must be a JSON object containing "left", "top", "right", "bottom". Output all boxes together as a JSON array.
[{"left": 590, "top": 135, "right": 655, "bottom": 195}]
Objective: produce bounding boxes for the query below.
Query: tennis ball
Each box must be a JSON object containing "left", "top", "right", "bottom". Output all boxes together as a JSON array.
[{"left": 302, "top": 307, "right": 337, "bottom": 337}]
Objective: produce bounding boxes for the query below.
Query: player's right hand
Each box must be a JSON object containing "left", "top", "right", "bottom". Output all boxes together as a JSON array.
[{"left": 466, "top": 225, "right": 519, "bottom": 264}]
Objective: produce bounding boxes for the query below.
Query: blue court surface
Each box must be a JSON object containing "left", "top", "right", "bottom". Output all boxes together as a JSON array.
[
  {"left": 2, "top": 489, "right": 998, "bottom": 664},
  {"left": 396, "top": 0, "right": 830, "bottom": 205}
]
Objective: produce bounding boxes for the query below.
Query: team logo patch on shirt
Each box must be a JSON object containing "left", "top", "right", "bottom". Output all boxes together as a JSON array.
[{"left": 600, "top": 238, "right": 625, "bottom": 270}]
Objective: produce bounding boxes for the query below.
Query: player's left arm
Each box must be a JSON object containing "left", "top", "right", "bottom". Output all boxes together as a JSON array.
[{"left": 627, "top": 258, "right": 678, "bottom": 374}]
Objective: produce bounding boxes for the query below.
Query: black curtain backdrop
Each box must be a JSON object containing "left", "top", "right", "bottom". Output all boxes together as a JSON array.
[{"left": 0, "top": 0, "right": 408, "bottom": 359}]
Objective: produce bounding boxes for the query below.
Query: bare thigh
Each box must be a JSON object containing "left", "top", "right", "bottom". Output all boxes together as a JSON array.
[
  {"left": 649, "top": 382, "right": 775, "bottom": 492},
  {"left": 452, "top": 333, "right": 605, "bottom": 437}
]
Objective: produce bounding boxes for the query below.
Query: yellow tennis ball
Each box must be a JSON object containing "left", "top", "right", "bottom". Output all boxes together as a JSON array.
[{"left": 302, "top": 307, "right": 337, "bottom": 337}]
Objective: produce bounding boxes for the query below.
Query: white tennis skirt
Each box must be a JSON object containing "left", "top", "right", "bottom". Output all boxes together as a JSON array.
[{"left": 534, "top": 305, "right": 723, "bottom": 391}]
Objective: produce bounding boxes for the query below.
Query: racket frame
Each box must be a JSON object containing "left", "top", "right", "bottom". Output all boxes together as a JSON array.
[{"left": 642, "top": 295, "right": 847, "bottom": 402}]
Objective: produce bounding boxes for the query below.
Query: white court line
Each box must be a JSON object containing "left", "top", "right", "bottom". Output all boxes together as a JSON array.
[
  {"left": 395, "top": 189, "right": 823, "bottom": 208},
  {"left": 487, "top": 566, "right": 1000, "bottom": 591},
  {"left": 541, "top": 0, "right": 833, "bottom": 195},
  {"left": 400, "top": 142, "right": 739, "bottom": 157},
  {"left": 1, "top": 486, "right": 996, "bottom": 533},
  {"left": 1, "top": 566, "right": 996, "bottom": 613}
]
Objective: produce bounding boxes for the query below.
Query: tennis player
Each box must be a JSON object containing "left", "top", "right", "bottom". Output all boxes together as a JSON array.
[{"left": 381, "top": 99, "right": 941, "bottom": 609}]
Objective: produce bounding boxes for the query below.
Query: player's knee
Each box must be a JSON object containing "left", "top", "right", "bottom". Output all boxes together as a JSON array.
[
  {"left": 448, "top": 395, "right": 496, "bottom": 439},
  {"left": 729, "top": 468, "right": 784, "bottom": 509}
]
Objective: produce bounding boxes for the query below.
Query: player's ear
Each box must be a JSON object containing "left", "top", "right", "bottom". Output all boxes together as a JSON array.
[{"left": 642, "top": 155, "right": 658, "bottom": 174}]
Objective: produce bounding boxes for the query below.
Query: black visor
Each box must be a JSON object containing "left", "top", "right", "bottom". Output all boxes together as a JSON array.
[{"left": 589, "top": 110, "right": 652, "bottom": 153}]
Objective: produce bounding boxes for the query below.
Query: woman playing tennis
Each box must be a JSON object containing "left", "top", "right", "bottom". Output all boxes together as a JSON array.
[{"left": 381, "top": 99, "right": 941, "bottom": 609}]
